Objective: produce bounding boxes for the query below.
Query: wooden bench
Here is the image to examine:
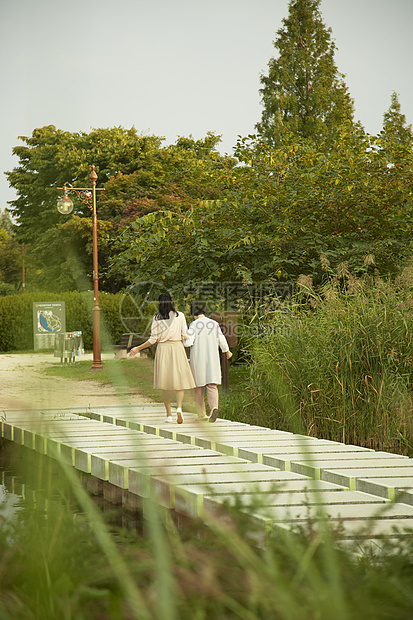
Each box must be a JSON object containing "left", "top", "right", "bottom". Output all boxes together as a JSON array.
[{"left": 113, "top": 333, "right": 147, "bottom": 359}]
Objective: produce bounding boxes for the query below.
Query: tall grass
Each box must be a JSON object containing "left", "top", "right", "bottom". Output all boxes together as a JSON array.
[
  {"left": 2, "top": 439, "right": 413, "bottom": 619},
  {"left": 237, "top": 272, "right": 413, "bottom": 455}
]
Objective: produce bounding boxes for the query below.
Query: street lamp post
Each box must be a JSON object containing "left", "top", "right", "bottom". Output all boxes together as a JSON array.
[{"left": 57, "top": 165, "right": 105, "bottom": 370}]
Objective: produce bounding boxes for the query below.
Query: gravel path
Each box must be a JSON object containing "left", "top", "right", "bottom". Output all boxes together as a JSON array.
[{"left": 0, "top": 352, "right": 148, "bottom": 411}]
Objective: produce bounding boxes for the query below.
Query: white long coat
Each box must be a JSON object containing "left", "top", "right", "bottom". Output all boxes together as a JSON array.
[{"left": 185, "top": 316, "right": 229, "bottom": 386}]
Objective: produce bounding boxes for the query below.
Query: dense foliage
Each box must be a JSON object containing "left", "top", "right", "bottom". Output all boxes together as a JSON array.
[
  {"left": 6, "top": 128, "right": 233, "bottom": 293},
  {"left": 6, "top": 125, "right": 163, "bottom": 244},
  {"left": 112, "top": 124, "right": 413, "bottom": 288}
]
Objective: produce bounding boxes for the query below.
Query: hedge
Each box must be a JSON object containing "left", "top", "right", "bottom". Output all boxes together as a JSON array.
[{"left": 0, "top": 291, "right": 139, "bottom": 352}]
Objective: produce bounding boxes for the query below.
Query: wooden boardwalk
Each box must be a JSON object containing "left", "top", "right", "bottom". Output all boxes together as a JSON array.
[{"left": 2, "top": 404, "right": 413, "bottom": 546}]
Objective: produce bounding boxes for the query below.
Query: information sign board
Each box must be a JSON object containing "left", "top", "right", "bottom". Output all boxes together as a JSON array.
[{"left": 33, "top": 301, "right": 66, "bottom": 350}]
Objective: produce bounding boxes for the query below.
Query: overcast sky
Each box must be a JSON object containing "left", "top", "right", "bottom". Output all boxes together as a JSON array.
[{"left": 1, "top": 0, "right": 412, "bottom": 213}]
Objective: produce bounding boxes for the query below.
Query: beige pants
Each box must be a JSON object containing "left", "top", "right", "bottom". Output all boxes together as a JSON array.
[{"left": 194, "top": 384, "right": 219, "bottom": 416}]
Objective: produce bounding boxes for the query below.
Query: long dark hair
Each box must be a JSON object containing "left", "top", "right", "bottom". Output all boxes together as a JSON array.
[{"left": 155, "top": 292, "right": 178, "bottom": 320}]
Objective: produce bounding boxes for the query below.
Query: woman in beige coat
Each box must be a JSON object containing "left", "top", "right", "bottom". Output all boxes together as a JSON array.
[{"left": 128, "top": 292, "right": 195, "bottom": 424}]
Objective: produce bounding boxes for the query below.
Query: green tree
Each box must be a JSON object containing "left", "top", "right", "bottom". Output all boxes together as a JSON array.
[
  {"left": 109, "top": 198, "right": 264, "bottom": 289},
  {"left": 5, "top": 125, "right": 164, "bottom": 293},
  {"left": 256, "top": 0, "right": 354, "bottom": 148},
  {"left": 380, "top": 91, "right": 413, "bottom": 163},
  {"left": 24, "top": 216, "right": 115, "bottom": 293},
  {"left": 5, "top": 125, "right": 163, "bottom": 244},
  {"left": 99, "top": 133, "right": 234, "bottom": 232},
  {"left": 233, "top": 126, "right": 413, "bottom": 280},
  {"left": 0, "top": 212, "right": 22, "bottom": 294},
  {"left": 111, "top": 125, "right": 413, "bottom": 288},
  {"left": 0, "top": 209, "right": 14, "bottom": 234},
  {"left": 7, "top": 127, "right": 233, "bottom": 293}
]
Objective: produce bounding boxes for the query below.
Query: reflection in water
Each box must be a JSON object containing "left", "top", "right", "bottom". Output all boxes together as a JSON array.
[
  {"left": 0, "top": 443, "right": 22, "bottom": 529},
  {"left": 0, "top": 441, "right": 144, "bottom": 535},
  {"left": 0, "top": 483, "right": 21, "bottom": 526}
]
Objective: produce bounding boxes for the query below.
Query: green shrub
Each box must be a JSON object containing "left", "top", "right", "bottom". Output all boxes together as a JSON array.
[
  {"left": 0, "top": 294, "right": 34, "bottom": 350},
  {"left": 0, "top": 291, "right": 137, "bottom": 352},
  {"left": 0, "top": 281, "right": 16, "bottom": 296}
]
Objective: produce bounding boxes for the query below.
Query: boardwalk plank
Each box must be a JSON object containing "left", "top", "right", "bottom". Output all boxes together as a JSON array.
[{"left": 3, "top": 405, "right": 413, "bottom": 543}]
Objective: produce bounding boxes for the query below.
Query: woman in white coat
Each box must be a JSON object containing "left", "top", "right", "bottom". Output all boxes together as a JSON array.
[{"left": 185, "top": 305, "right": 232, "bottom": 422}]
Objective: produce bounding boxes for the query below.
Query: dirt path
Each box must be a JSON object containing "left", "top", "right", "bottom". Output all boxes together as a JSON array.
[{"left": 0, "top": 352, "right": 148, "bottom": 411}]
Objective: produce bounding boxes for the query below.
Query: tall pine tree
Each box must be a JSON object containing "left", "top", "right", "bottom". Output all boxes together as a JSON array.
[
  {"left": 256, "top": 0, "right": 354, "bottom": 148},
  {"left": 381, "top": 91, "right": 413, "bottom": 161}
]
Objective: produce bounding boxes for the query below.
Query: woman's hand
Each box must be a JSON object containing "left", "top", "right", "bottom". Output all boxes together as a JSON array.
[
  {"left": 127, "top": 347, "right": 139, "bottom": 358},
  {"left": 225, "top": 350, "right": 233, "bottom": 359}
]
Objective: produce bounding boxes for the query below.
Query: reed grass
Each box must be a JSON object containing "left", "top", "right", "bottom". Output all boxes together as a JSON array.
[{"left": 237, "top": 273, "right": 413, "bottom": 455}]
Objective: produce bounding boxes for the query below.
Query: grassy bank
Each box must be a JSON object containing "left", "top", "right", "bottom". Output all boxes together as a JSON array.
[{"left": 45, "top": 356, "right": 159, "bottom": 403}]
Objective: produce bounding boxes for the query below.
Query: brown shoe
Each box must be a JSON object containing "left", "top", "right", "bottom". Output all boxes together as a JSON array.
[
  {"left": 177, "top": 408, "right": 184, "bottom": 424},
  {"left": 209, "top": 408, "right": 218, "bottom": 423}
]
